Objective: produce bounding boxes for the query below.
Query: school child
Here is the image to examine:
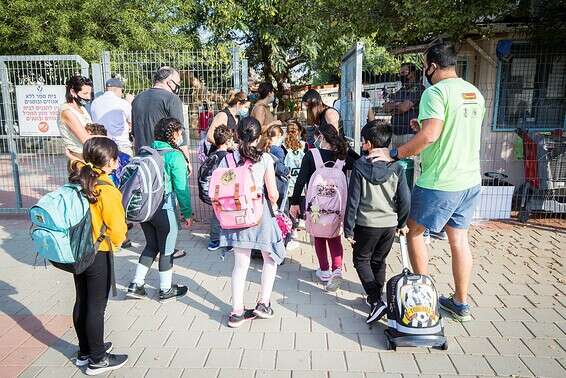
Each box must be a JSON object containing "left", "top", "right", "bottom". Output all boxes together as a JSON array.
[
  {"left": 266, "top": 124, "right": 290, "bottom": 209},
  {"left": 289, "top": 123, "right": 358, "bottom": 291},
  {"left": 68, "top": 137, "right": 128, "bottom": 375},
  {"left": 283, "top": 121, "right": 306, "bottom": 227},
  {"left": 127, "top": 118, "right": 192, "bottom": 302},
  {"left": 198, "top": 124, "right": 235, "bottom": 251},
  {"left": 344, "top": 120, "right": 411, "bottom": 324},
  {"left": 84, "top": 123, "right": 130, "bottom": 187},
  {"left": 217, "top": 117, "right": 285, "bottom": 328}
]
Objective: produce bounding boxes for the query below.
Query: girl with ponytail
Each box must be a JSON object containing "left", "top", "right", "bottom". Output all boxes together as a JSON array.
[
  {"left": 68, "top": 137, "right": 129, "bottom": 374},
  {"left": 219, "top": 116, "right": 286, "bottom": 328},
  {"left": 127, "top": 117, "right": 192, "bottom": 303}
]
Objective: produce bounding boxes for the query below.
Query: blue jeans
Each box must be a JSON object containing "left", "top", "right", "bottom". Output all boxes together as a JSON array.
[{"left": 410, "top": 185, "right": 480, "bottom": 232}]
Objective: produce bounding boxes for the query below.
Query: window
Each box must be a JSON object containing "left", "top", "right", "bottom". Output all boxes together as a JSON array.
[
  {"left": 493, "top": 42, "right": 566, "bottom": 131},
  {"left": 456, "top": 57, "right": 469, "bottom": 81}
]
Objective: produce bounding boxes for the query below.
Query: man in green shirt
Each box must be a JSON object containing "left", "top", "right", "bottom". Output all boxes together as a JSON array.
[{"left": 372, "top": 42, "right": 485, "bottom": 321}]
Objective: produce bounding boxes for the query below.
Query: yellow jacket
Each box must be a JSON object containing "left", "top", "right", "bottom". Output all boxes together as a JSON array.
[{"left": 90, "top": 174, "right": 127, "bottom": 252}]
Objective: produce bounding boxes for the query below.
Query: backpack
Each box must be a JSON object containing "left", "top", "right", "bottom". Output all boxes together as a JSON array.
[
  {"left": 119, "top": 146, "right": 171, "bottom": 223},
  {"left": 305, "top": 149, "right": 347, "bottom": 238},
  {"left": 209, "top": 154, "right": 263, "bottom": 229},
  {"left": 198, "top": 150, "right": 229, "bottom": 205},
  {"left": 385, "top": 236, "right": 446, "bottom": 350},
  {"left": 284, "top": 145, "right": 305, "bottom": 196},
  {"left": 197, "top": 137, "right": 212, "bottom": 163},
  {"left": 30, "top": 184, "right": 108, "bottom": 274}
]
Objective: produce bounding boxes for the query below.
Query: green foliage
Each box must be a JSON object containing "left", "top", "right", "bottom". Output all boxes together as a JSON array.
[{"left": 0, "top": 0, "right": 201, "bottom": 61}]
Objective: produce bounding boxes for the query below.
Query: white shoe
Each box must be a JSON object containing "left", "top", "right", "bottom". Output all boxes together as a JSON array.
[
  {"left": 286, "top": 240, "right": 300, "bottom": 251},
  {"left": 298, "top": 219, "right": 306, "bottom": 230},
  {"left": 325, "top": 268, "right": 343, "bottom": 292},
  {"left": 315, "top": 269, "right": 332, "bottom": 282}
]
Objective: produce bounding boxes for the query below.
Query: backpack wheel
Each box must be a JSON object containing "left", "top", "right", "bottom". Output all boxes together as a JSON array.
[
  {"left": 441, "top": 340, "right": 449, "bottom": 350},
  {"left": 384, "top": 337, "right": 395, "bottom": 351}
]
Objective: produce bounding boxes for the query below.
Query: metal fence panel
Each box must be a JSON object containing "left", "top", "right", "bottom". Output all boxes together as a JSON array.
[{"left": 340, "top": 43, "right": 364, "bottom": 152}]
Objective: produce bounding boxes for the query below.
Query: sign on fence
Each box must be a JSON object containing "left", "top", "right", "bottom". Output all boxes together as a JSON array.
[{"left": 15, "top": 84, "right": 65, "bottom": 136}]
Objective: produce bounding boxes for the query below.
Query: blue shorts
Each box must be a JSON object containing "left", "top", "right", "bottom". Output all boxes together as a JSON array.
[{"left": 409, "top": 185, "right": 480, "bottom": 233}]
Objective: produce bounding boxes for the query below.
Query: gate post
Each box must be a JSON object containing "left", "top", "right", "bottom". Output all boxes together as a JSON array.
[
  {"left": 231, "top": 47, "right": 241, "bottom": 91},
  {"left": 0, "top": 60, "right": 23, "bottom": 208},
  {"left": 102, "top": 51, "right": 111, "bottom": 83},
  {"left": 241, "top": 59, "right": 249, "bottom": 94},
  {"left": 340, "top": 42, "right": 364, "bottom": 152},
  {"left": 91, "top": 63, "right": 104, "bottom": 97}
]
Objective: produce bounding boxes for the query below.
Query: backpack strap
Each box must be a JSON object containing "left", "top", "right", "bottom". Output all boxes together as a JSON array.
[
  {"left": 311, "top": 148, "right": 324, "bottom": 169},
  {"left": 226, "top": 152, "right": 237, "bottom": 168},
  {"left": 334, "top": 159, "right": 345, "bottom": 170}
]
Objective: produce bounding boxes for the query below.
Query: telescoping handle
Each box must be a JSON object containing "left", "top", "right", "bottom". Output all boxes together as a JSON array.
[{"left": 399, "top": 235, "right": 412, "bottom": 271}]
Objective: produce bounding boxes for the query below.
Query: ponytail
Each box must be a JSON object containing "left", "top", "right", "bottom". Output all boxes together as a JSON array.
[
  {"left": 237, "top": 117, "right": 262, "bottom": 163},
  {"left": 315, "top": 123, "right": 348, "bottom": 160},
  {"left": 226, "top": 90, "right": 248, "bottom": 107}
]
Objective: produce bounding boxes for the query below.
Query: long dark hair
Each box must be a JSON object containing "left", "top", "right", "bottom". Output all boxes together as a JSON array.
[
  {"left": 237, "top": 116, "right": 262, "bottom": 163},
  {"left": 315, "top": 122, "right": 348, "bottom": 160},
  {"left": 302, "top": 89, "right": 327, "bottom": 125},
  {"left": 65, "top": 75, "right": 93, "bottom": 104},
  {"left": 69, "top": 137, "right": 119, "bottom": 203},
  {"left": 154, "top": 118, "right": 183, "bottom": 151}
]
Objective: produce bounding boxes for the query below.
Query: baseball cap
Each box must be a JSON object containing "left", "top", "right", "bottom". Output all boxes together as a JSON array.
[{"left": 105, "top": 78, "right": 124, "bottom": 88}]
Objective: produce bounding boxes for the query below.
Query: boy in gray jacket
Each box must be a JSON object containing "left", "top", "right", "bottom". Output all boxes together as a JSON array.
[{"left": 344, "top": 120, "right": 411, "bottom": 324}]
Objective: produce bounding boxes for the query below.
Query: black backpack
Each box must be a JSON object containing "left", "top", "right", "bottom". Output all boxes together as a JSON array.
[{"left": 198, "top": 150, "right": 229, "bottom": 205}]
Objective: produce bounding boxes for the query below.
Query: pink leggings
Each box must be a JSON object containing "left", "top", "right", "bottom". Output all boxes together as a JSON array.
[{"left": 314, "top": 236, "right": 343, "bottom": 272}]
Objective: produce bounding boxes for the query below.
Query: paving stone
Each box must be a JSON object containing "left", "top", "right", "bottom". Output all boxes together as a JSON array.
[
  {"left": 180, "top": 368, "right": 219, "bottom": 378},
  {"left": 311, "top": 317, "right": 342, "bottom": 333},
  {"left": 443, "top": 321, "right": 468, "bottom": 337},
  {"left": 524, "top": 321, "right": 566, "bottom": 338},
  {"left": 462, "top": 321, "right": 500, "bottom": 337},
  {"left": 134, "top": 347, "right": 177, "bottom": 367},
  {"left": 132, "top": 330, "right": 172, "bottom": 347},
  {"left": 311, "top": 350, "right": 347, "bottom": 371},
  {"left": 261, "top": 332, "right": 294, "bottom": 350},
  {"left": 276, "top": 350, "right": 310, "bottom": 370},
  {"left": 527, "top": 308, "right": 565, "bottom": 322},
  {"left": 485, "top": 355, "right": 533, "bottom": 376},
  {"left": 239, "top": 349, "right": 276, "bottom": 370},
  {"left": 164, "top": 330, "right": 201, "bottom": 348},
  {"left": 328, "top": 372, "right": 364, "bottom": 378},
  {"left": 281, "top": 317, "right": 310, "bottom": 332},
  {"left": 196, "top": 331, "right": 233, "bottom": 349},
  {"left": 492, "top": 321, "right": 533, "bottom": 338},
  {"left": 228, "top": 332, "right": 263, "bottom": 349},
  {"left": 489, "top": 337, "right": 533, "bottom": 356},
  {"left": 169, "top": 348, "right": 209, "bottom": 368},
  {"left": 217, "top": 368, "right": 255, "bottom": 378},
  {"left": 456, "top": 337, "right": 498, "bottom": 355},
  {"left": 31, "top": 345, "right": 74, "bottom": 367},
  {"left": 523, "top": 338, "right": 566, "bottom": 357},
  {"left": 290, "top": 371, "right": 326, "bottom": 378},
  {"left": 107, "top": 367, "right": 150, "bottom": 377},
  {"left": 449, "top": 354, "right": 494, "bottom": 375},
  {"left": 365, "top": 374, "right": 402, "bottom": 378},
  {"left": 204, "top": 348, "right": 243, "bottom": 368},
  {"left": 130, "top": 315, "right": 166, "bottom": 331},
  {"left": 255, "top": 371, "right": 291, "bottom": 378},
  {"left": 295, "top": 332, "right": 327, "bottom": 351},
  {"left": 358, "top": 333, "right": 388, "bottom": 352},
  {"left": 497, "top": 295, "right": 534, "bottom": 308},
  {"left": 189, "top": 315, "right": 223, "bottom": 332},
  {"left": 471, "top": 307, "right": 504, "bottom": 321},
  {"left": 344, "top": 351, "right": 382, "bottom": 372},
  {"left": 107, "top": 330, "right": 142, "bottom": 348},
  {"left": 144, "top": 368, "right": 184, "bottom": 378},
  {"left": 250, "top": 318, "right": 281, "bottom": 332},
  {"left": 34, "top": 366, "right": 78, "bottom": 378},
  {"left": 495, "top": 308, "right": 535, "bottom": 321},
  {"left": 521, "top": 356, "right": 566, "bottom": 377},
  {"left": 379, "top": 353, "right": 419, "bottom": 374}
]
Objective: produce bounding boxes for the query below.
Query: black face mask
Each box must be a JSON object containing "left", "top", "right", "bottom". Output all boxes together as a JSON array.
[
  {"left": 400, "top": 75, "right": 409, "bottom": 85},
  {"left": 168, "top": 80, "right": 181, "bottom": 95},
  {"left": 74, "top": 95, "right": 90, "bottom": 106},
  {"left": 425, "top": 64, "right": 437, "bottom": 86}
]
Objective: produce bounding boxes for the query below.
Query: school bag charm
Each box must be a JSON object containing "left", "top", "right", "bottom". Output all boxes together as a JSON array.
[
  {"left": 209, "top": 154, "right": 263, "bottom": 229},
  {"left": 305, "top": 149, "right": 347, "bottom": 238}
]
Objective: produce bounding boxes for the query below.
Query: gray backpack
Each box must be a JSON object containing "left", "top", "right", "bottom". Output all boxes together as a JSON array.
[{"left": 119, "top": 146, "right": 172, "bottom": 223}]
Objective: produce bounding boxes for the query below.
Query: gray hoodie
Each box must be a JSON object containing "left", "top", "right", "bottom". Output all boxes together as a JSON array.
[{"left": 344, "top": 157, "right": 411, "bottom": 238}]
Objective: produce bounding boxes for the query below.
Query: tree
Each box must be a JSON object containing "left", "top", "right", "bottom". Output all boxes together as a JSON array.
[{"left": 0, "top": 0, "right": 201, "bottom": 61}]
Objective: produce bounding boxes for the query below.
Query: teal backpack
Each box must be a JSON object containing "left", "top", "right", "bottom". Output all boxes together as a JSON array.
[{"left": 30, "top": 183, "right": 108, "bottom": 274}]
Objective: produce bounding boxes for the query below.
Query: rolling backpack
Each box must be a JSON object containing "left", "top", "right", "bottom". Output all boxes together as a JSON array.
[
  {"left": 384, "top": 236, "right": 447, "bottom": 350},
  {"left": 209, "top": 153, "right": 263, "bottom": 229},
  {"left": 30, "top": 183, "right": 108, "bottom": 275},
  {"left": 305, "top": 149, "right": 347, "bottom": 238},
  {"left": 198, "top": 150, "right": 229, "bottom": 205},
  {"left": 119, "top": 146, "right": 172, "bottom": 223}
]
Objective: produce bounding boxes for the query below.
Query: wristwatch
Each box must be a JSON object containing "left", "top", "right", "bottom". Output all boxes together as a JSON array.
[{"left": 390, "top": 147, "right": 400, "bottom": 161}]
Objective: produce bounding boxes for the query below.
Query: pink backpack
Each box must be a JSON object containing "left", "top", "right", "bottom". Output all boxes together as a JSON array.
[
  {"left": 209, "top": 154, "right": 263, "bottom": 229},
  {"left": 305, "top": 149, "right": 347, "bottom": 238}
]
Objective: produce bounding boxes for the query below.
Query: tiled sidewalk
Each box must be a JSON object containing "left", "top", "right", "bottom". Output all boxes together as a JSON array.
[{"left": 0, "top": 217, "right": 565, "bottom": 377}]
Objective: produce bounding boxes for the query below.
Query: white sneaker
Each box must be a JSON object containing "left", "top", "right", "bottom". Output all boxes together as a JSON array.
[
  {"left": 286, "top": 240, "right": 300, "bottom": 251},
  {"left": 325, "top": 268, "right": 343, "bottom": 292},
  {"left": 315, "top": 269, "right": 332, "bottom": 282}
]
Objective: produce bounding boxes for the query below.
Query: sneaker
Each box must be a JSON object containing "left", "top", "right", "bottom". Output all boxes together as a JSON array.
[
  {"left": 121, "top": 239, "right": 132, "bottom": 248},
  {"left": 253, "top": 303, "right": 275, "bottom": 319},
  {"left": 85, "top": 353, "right": 128, "bottom": 376},
  {"left": 315, "top": 269, "right": 332, "bottom": 282},
  {"left": 228, "top": 309, "right": 256, "bottom": 328},
  {"left": 76, "top": 342, "right": 113, "bottom": 367},
  {"left": 208, "top": 241, "right": 220, "bottom": 251},
  {"left": 431, "top": 230, "right": 448, "bottom": 241},
  {"left": 172, "top": 248, "right": 187, "bottom": 259},
  {"left": 366, "top": 300, "right": 387, "bottom": 324},
  {"left": 225, "top": 246, "right": 234, "bottom": 252},
  {"left": 126, "top": 283, "right": 146, "bottom": 300},
  {"left": 423, "top": 229, "right": 431, "bottom": 245},
  {"left": 159, "top": 284, "right": 188, "bottom": 303},
  {"left": 325, "top": 269, "right": 343, "bottom": 292},
  {"left": 439, "top": 294, "right": 472, "bottom": 322}
]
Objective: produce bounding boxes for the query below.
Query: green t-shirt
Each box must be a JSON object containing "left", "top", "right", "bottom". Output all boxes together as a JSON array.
[{"left": 417, "top": 77, "right": 485, "bottom": 191}]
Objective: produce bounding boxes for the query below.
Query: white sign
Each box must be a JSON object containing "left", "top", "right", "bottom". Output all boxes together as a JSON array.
[{"left": 15, "top": 85, "right": 66, "bottom": 136}]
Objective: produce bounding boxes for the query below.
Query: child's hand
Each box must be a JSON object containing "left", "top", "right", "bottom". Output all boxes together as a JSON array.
[
  {"left": 290, "top": 205, "right": 300, "bottom": 218},
  {"left": 397, "top": 226, "right": 409, "bottom": 236},
  {"left": 181, "top": 218, "right": 192, "bottom": 230},
  {"left": 346, "top": 237, "right": 356, "bottom": 246}
]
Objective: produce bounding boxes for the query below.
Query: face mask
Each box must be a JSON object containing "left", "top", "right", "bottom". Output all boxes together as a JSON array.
[
  {"left": 168, "top": 80, "right": 181, "bottom": 95},
  {"left": 273, "top": 137, "right": 283, "bottom": 147},
  {"left": 238, "top": 108, "right": 249, "bottom": 118},
  {"left": 75, "top": 95, "right": 90, "bottom": 106},
  {"left": 424, "top": 64, "right": 437, "bottom": 87},
  {"left": 268, "top": 94, "right": 276, "bottom": 104}
]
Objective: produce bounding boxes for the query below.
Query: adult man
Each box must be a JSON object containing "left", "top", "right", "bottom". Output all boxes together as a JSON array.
[
  {"left": 373, "top": 42, "right": 485, "bottom": 322},
  {"left": 132, "top": 66, "right": 190, "bottom": 162},
  {"left": 383, "top": 62, "right": 425, "bottom": 146},
  {"left": 90, "top": 78, "right": 133, "bottom": 156}
]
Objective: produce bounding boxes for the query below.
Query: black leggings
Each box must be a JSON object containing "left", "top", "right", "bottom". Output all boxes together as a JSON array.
[
  {"left": 73, "top": 252, "right": 111, "bottom": 362},
  {"left": 352, "top": 225, "right": 396, "bottom": 304},
  {"left": 139, "top": 208, "right": 176, "bottom": 271}
]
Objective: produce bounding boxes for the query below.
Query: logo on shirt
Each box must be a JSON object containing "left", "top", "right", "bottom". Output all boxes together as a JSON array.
[{"left": 462, "top": 92, "right": 477, "bottom": 100}]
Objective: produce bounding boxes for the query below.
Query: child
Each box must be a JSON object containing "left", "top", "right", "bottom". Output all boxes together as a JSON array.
[
  {"left": 68, "top": 137, "right": 128, "bottom": 375},
  {"left": 283, "top": 121, "right": 306, "bottom": 226},
  {"left": 267, "top": 124, "right": 290, "bottom": 209},
  {"left": 219, "top": 116, "right": 285, "bottom": 328},
  {"left": 201, "top": 124, "right": 234, "bottom": 251},
  {"left": 289, "top": 123, "right": 358, "bottom": 291},
  {"left": 85, "top": 123, "right": 130, "bottom": 187},
  {"left": 344, "top": 120, "right": 411, "bottom": 324},
  {"left": 127, "top": 118, "right": 192, "bottom": 302}
]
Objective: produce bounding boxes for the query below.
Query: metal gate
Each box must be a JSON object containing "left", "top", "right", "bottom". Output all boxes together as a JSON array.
[
  {"left": 0, "top": 50, "right": 247, "bottom": 221},
  {"left": 339, "top": 42, "right": 364, "bottom": 152}
]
